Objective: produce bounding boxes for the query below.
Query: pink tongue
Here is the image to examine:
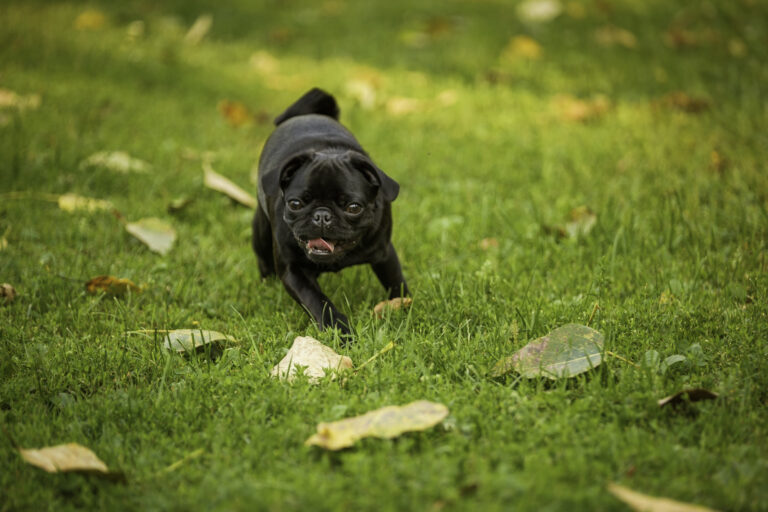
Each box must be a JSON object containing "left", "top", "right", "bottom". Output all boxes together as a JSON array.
[{"left": 308, "top": 238, "right": 335, "bottom": 252}]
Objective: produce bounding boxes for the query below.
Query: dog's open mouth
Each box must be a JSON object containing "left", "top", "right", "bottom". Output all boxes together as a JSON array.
[{"left": 306, "top": 238, "right": 335, "bottom": 255}]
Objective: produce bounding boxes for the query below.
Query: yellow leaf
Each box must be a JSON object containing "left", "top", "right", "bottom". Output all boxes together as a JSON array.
[
  {"left": 345, "top": 79, "right": 377, "bottom": 110},
  {"left": 373, "top": 297, "right": 413, "bottom": 319},
  {"left": 1, "top": 283, "right": 16, "bottom": 304},
  {"left": 58, "top": 193, "right": 113, "bottom": 213},
  {"left": 501, "top": 35, "right": 542, "bottom": 62},
  {"left": 271, "top": 336, "right": 353, "bottom": 383},
  {"left": 74, "top": 9, "right": 107, "bottom": 30},
  {"left": 517, "top": 0, "right": 562, "bottom": 22},
  {"left": 217, "top": 100, "right": 252, "bottom": 127},
  {"left": 125, "top": 217, "right": 176, "bottom": 255},
  {"left": 728, "top": 38, "right": 747, "bottom": 58},
  {"left": 306, "top": 400, "right": 449, "bottom": 450},
  {"left": 20, "top": 443, "right": 109, "bottom": 474},
  {"left": 250, "top": 50, "right": 280, "bottom": 74},
  {"left": 85, "top": 276, "right": 141, "bottom": 296},
  {"left": 203, "top": 162, "right": 257, "bottom": 208},
  {"left": 185, "top": 14, "right": 212, "bottom": 45},
  {"left": 553, "top": 94, "right": 610, "bottom": 122},
  {"left": 594, "top": 25, "right": 637, "bottom": 48},
  {"left": 436, "top": 90, "right": 458, "bottom": 106},
  {"left": 385, "top": 97, "right": 422, "bottom": 116},
  {"left": 607, "top": 483, "right": 720, "bottom": 512},
  {"left": 479, "top": 238, "right": 499, "bottom": 250},
  {"left": 564, "top": 206, "right": 597, "bottom": 238},
  {"left": 0, "top": 89, "right": 41, "bottom": 111},
  {"left": 80, "top": 151, "right": 150, "bottom": 173}
]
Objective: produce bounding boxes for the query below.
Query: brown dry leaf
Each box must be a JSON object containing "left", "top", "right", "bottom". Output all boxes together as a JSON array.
[
  {"left": 58, "top": 193, "right": 113, "bottom": 213},
  {"left": 80, "top": 151, "right": 150, "bottom": 173},
  {"left": 657, "top": 389, "right": 719, "bottom": 408},
  {"left": 554, "top": 94, "right": 610, "bottom": 122},
  {"left": 271, "top": 336, "right": 353, "bottom": 383},
  {"left": 218, "top": 100, "right": 252, "bottom": 127},
  {"left": 203, "top": 162, "right": 257, "bottom": 208},
  {"left": 479, "top": 238, "right": 499, "bottom": 250},
  {"left": 373, "top": 297, "right": 413, "bottom": 319},
  {"left": 0, "top": 89, "right": 41, "bottom": 111},
  {"left": 607, "top": 483, "right": 720, "bottom": 512},
  {"left": 125, "top": 217, "right": 176, "bottom": 255},
  {"left": 1, "top": 283, "right": 16, "bottom": 304},
  {"left": 306, "top": 400, "right": 449, "bottom": 450},
  {"left": 74, "top": 9, "right": 107, "bottom": 30},
  {"left": 86, "top": 276, "right": 142, "bottom": 296},
  {"left": 595, "top": 25, "right": 637, "bottom": 48},
  {"left": 564, "top": 206, "right": 597, "bottom": 238},
  {"left": 659, "top": 92, "right": 710, "bottom": 114},
  {"left": 385, "top": 97, "right": 422, "bottom": 116},
  {"left": 185, "top": 14, "right": 212, "bottom": 45},
  {"left": 20, "top": 443, "right": 109, "bottom": 474},
  {"left": 500, "top": 35, "right": 543, "bottom": 61}
]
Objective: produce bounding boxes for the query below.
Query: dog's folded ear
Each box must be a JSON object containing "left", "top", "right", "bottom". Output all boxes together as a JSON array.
[
  {"left": 349, "top": 153, "right": 400, "bottom": 202},
  {"left": 261, "top": 152, "right": 312, "bottom": 196}
]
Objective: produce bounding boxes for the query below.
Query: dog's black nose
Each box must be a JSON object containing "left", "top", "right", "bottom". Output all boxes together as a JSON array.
[{"left": 312, "top": 208, "right": 333, "bottom": 227}]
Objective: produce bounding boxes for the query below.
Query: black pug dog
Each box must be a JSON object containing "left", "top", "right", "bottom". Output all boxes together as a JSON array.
[{"left": 253, "top": 88, "right": 409, "bottom": 336}]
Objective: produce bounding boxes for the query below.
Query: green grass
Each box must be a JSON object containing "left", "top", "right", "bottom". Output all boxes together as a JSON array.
[{"left": 2, "top": 0, "right": 767, "bottom": 510}]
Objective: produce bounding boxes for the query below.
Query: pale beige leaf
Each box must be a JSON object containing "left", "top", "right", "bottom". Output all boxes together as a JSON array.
[
  {"left": 20, "top": 443, "right": 109, "bottom": 474},
  {"left": 81, "top": 151, "right": 150, "bottom": 173},
  {"left": 373, "top": 297, "right": 413, "bottom": 319},
  {"left": 1, "top": 283, "right": 16, "bottom": 304},
  {"left": 250, "top": 50, "right": 280, "bottom": 74},
  {"left": 0, "top": 89, "right": 41, "bottom": 111},
  {"left": 554, "top": 95, "right": 610, "bottom": 122},
  {"left": 607, "top": 483, "right": 720, "bottom": 512},
  {"left": 385, "top": 97, "right": 422, "bottom": 116},
  {"left": 271, "top": 336, "right": 353, "bottom": 383},
  {"left": 125, "top": 217, "right": 176, "bottom": 255},
  {"left": 85, "top": 275, "right": 141, "bottom": 296},
  {"left": 306, "top": 400, "right": 449, "bottom": 450},
  {"left": 345, "top": 79, "right": 377, "bottom": 110},
  {"left": 58, "top": 193, "right": 113, "bottom": 213},
  {"left": 129, "top": 329, "right": 236, "bottom": 353},
  {"left": 203, "top": 162, "right": 257, "bottom": 208},
  {"left": 185, "top": 14, "right": 212, "bottom": 44},
  {"left": 517, "top": 0, "right": 562, "bottom": 22}
]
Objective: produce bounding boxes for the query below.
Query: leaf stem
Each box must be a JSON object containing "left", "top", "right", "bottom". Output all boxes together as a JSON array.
[
  {"left": 605, "top": 350, "right": 639, "bottom": 368},
  {"left": 353, "top": 341, "right": 396, "bottom": 375},
  {"left": 587, "top": 301, "right": 600, "bottom": 326}
]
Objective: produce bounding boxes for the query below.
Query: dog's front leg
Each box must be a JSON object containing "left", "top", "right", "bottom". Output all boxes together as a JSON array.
[
  {"left": 281, "top": 265, "right": 351, "bottom": 334},
  {"left": 371, "top": 243, "right": 410, "bottom": 299}
]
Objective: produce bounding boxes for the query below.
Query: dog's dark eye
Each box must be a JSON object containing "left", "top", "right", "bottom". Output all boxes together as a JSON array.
[
  {"left": 345, "top": 203, "right": 363, "bottom": 215},
  {"left": 287, "top": 199, "right": 303, "bottom": 211}
]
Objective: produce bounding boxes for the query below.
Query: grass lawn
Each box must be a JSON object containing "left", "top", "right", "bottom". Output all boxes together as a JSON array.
[{"left": 2, "top": 0, "right": 767, "bottom": 510}]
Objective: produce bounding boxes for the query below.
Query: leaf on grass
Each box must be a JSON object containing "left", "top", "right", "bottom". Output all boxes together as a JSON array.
[
  {"left": 607, "top": 483, "right": 720, "bottom": 512},
  {"left": 58, "top": 193, "right": 113, "bottom": 213},
  {"left": 1, "top": 283, "right": 16, "bottom": 304},
  {"left": 658, "top": 389, "right": 719, "bottom": 408},
  {"left": 185, "top": 14, "right": 212, "bottom": 45},
  {"left": 250, "top": 50, "right": 280, "bottom": 74},
  {"left": 490, "top": 323, "right": 603, "bottom": 379},
  {"left": 594, "top": 25, "right": 637, "bottom": 48},
  {"left": 479, "top": 238, "right": 499, "bottom": 250},
  {"left": 80, "top": 151, "right": 150, "bottom": 173},
  {"left": 20, "top": 443, "right": 109, "bottom": 474},
  {"left": 167, "top": 196, "right": 194, "bottom": 213},
  {"left": 218, "top": 100, "right": 253, "bottom": 127},
  {"left": 345, "top": 79, "right": 377, "bottom": 110},
  {"left": 0, "top": 89, "right": 41, "bottom": 111},
  {"left": 658, "top": 92, "right": 710, "bottom": 114},
  {"left": 85, "top": 276, "right": 141, "bottom": 296},
  {"left": 564, "top": 206, "right": 597, "bottom": 238},
  {"left": 373, "top": 297, "right": 413, "bottom": 319},
  {"left": 385, "top": 97, "right": 422, "bottom": 116},
  {"left": 306, "top": 400, "right": 449, "bottom": 450},
  {"left": 125, "top": 217, "right": 176, "bottom": 255},
  {"left": 130, "top": 329, "right": 236, "bottom": 353},
  {"left": 203, "top": 162, "right": 257, "bottom": 208},
  {"left": 517, "top": 0, "right": 562, "bottom": 22},
  {"left": 74, "top": 9, "right": 107, "bottom": 30},
  {"left": 271, "top": 336, "right": 353, "bottom": 383},
  {"left": 554, "top": 94, "right": 610, "bottom": 122},
  {"left": 500, "top": 35, "right": 542, "bottom": 61}
]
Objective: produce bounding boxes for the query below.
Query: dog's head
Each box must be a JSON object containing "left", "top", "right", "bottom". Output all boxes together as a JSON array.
[{"left": 263, "top": 149, "right": 399, "bottom": 263}]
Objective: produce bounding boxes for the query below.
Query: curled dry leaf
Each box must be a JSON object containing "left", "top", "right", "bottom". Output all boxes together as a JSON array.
[
  {"left": 218, "top": 100, "right": 253, "bottom": 127},
  {"left": 1, "top": 283, "right": 16, "bottom": 304},
  {"left": 203, "top": 162, "right": 257, "bottom": 208},
  {"left": 491, "top": 323, "right": 604, "bottom": 379},
  {"left": 373, "top": 297, "right": 413, "bottom": 319},
  {"left": 85, "top": 276, "right": 141, "bottom": 296},
  {"left": 271, "top": 336, "right": 352, "bottom": 383},
  {"left": 80, "top": 151, "right": 150, "bottom": 174},
  {"left": 125, "top": 217, "right": 176, "bottom": 255},
  {"left": 0, "top": 89, "right": 41, "bottom": 111},
  {"left": 658, "top": 388, "right": 719, "bottom": 408},
  {"left": 306, "top": 400, "right": 449, "bottom": 450},
  {"left": 20, "top": 443, "right": 109, "bottom": 474},
  {"left": 129, "top": 329, "right": 235, "bottom": 353},
  {"left": 58, "top": 193, "right": 113, "bottom": 213},
  {"left": 185, "top": 14, "right": 212, "bottom": 45},
  {"left": 607, "top": 483, "right": 720, "bottom": 512}
]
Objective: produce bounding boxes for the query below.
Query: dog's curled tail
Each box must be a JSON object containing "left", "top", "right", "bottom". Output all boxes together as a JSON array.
[{"left": 273, "top": 88, "right": 340, "bottom": 126}]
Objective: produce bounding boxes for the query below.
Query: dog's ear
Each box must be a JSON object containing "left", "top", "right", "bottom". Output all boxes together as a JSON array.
[
  {"left": 261, "top": 152, "right": 312, "bottom": 196},
  {"left": 349, "top": 153, "right": 400, "bottom": 202}
]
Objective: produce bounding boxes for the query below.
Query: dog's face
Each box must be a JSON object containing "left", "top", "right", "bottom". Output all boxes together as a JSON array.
[{"left": 279, "top": 150, "right": 394, "bottom": 263}]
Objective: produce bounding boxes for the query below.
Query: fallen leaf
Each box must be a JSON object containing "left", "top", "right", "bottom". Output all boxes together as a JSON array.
[
  {"left": 80, "top": 151, "right": 150, "bottom": 173},
  {"left": 594, "top": 25, "right": 637, "bottom": 48},
  {"left": 659, "top": 291, "right": 675, "bottom": 304},
  {"left": 373, "top": 297, "right": 413, "bottom": 319},
  {"left": 125, "top": 217, "right": 176, "bottom": 255},
  {"left": 250, "top": 50, "right": 280, "bottom": 74},
  {"left": 271, "top": 336, "right": 353, "bottom": 383},
  {"left": 85, "top": 276, "right": 141, "bottom": 296},
  {"left": 203, "top": 162, "right": 257, "bottom": 208},
  {"left": 517, "top": 0, "right": 562, "bottom": 22},
  {"left": 436, "top": 90, "right": 458, "bottom": 106},
  {"left": 185, "top": 14, "right": 212, "bottom": 45},
  {"left": 728, "top": 38, "right": 747, "bottom": 58},
  {"left": 58, "top": 193, "right": 113, "bottom": 213},
  {"left": 20, "top": 443, "right": 109, "bottom": 474},
  {"left": 479, "top": 238, "right": 499, "bottom": 250},
  {"left": 0, "top": 89, "right": 41, "bottom": 111},
  {"left": 74, "top": 9, "right": 107, "bottom": 30},
  {"left": 490, "top": 323, "right": 604, "bottom": 379},
  {"left": 218, "top": 100, "right": 252, "bottom": 127},
  {"left": 564, "top": 206, "right": 597, "bottom": 238},
  {"left": 500, "top": 35, "right": 542, "bottom": 61},
  {"left": 1, "top": 283, "right": 16, "bottom": 304},
  {"left": 306, "top": 400, "right": 449, "bottom": 450},
  {"left": 167, "top": 196, "right": 194, "bottom": 213},
  {"left": 554, "top": 94, "right": 610, "bottom": 122},
  {"left": 345, "top": 79, "right": 377, "bottom": 110},
  {"left": 659, "top": 92, "right": 710, "bottom": 114},
  {"left": 709, "top": 150, "right": 727, "bottom": 174},
  {"left": 658, "top": 388, "right": 719, "bottom": 408},
  {"left": 385, "top": 97, "right": 422, "bottom": 116},
  {"left": 129, "top": 329, "right": 236, "bottom": 353},
  {"left": 607, "top": 483, "right": 720, "bottom": 512}
]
